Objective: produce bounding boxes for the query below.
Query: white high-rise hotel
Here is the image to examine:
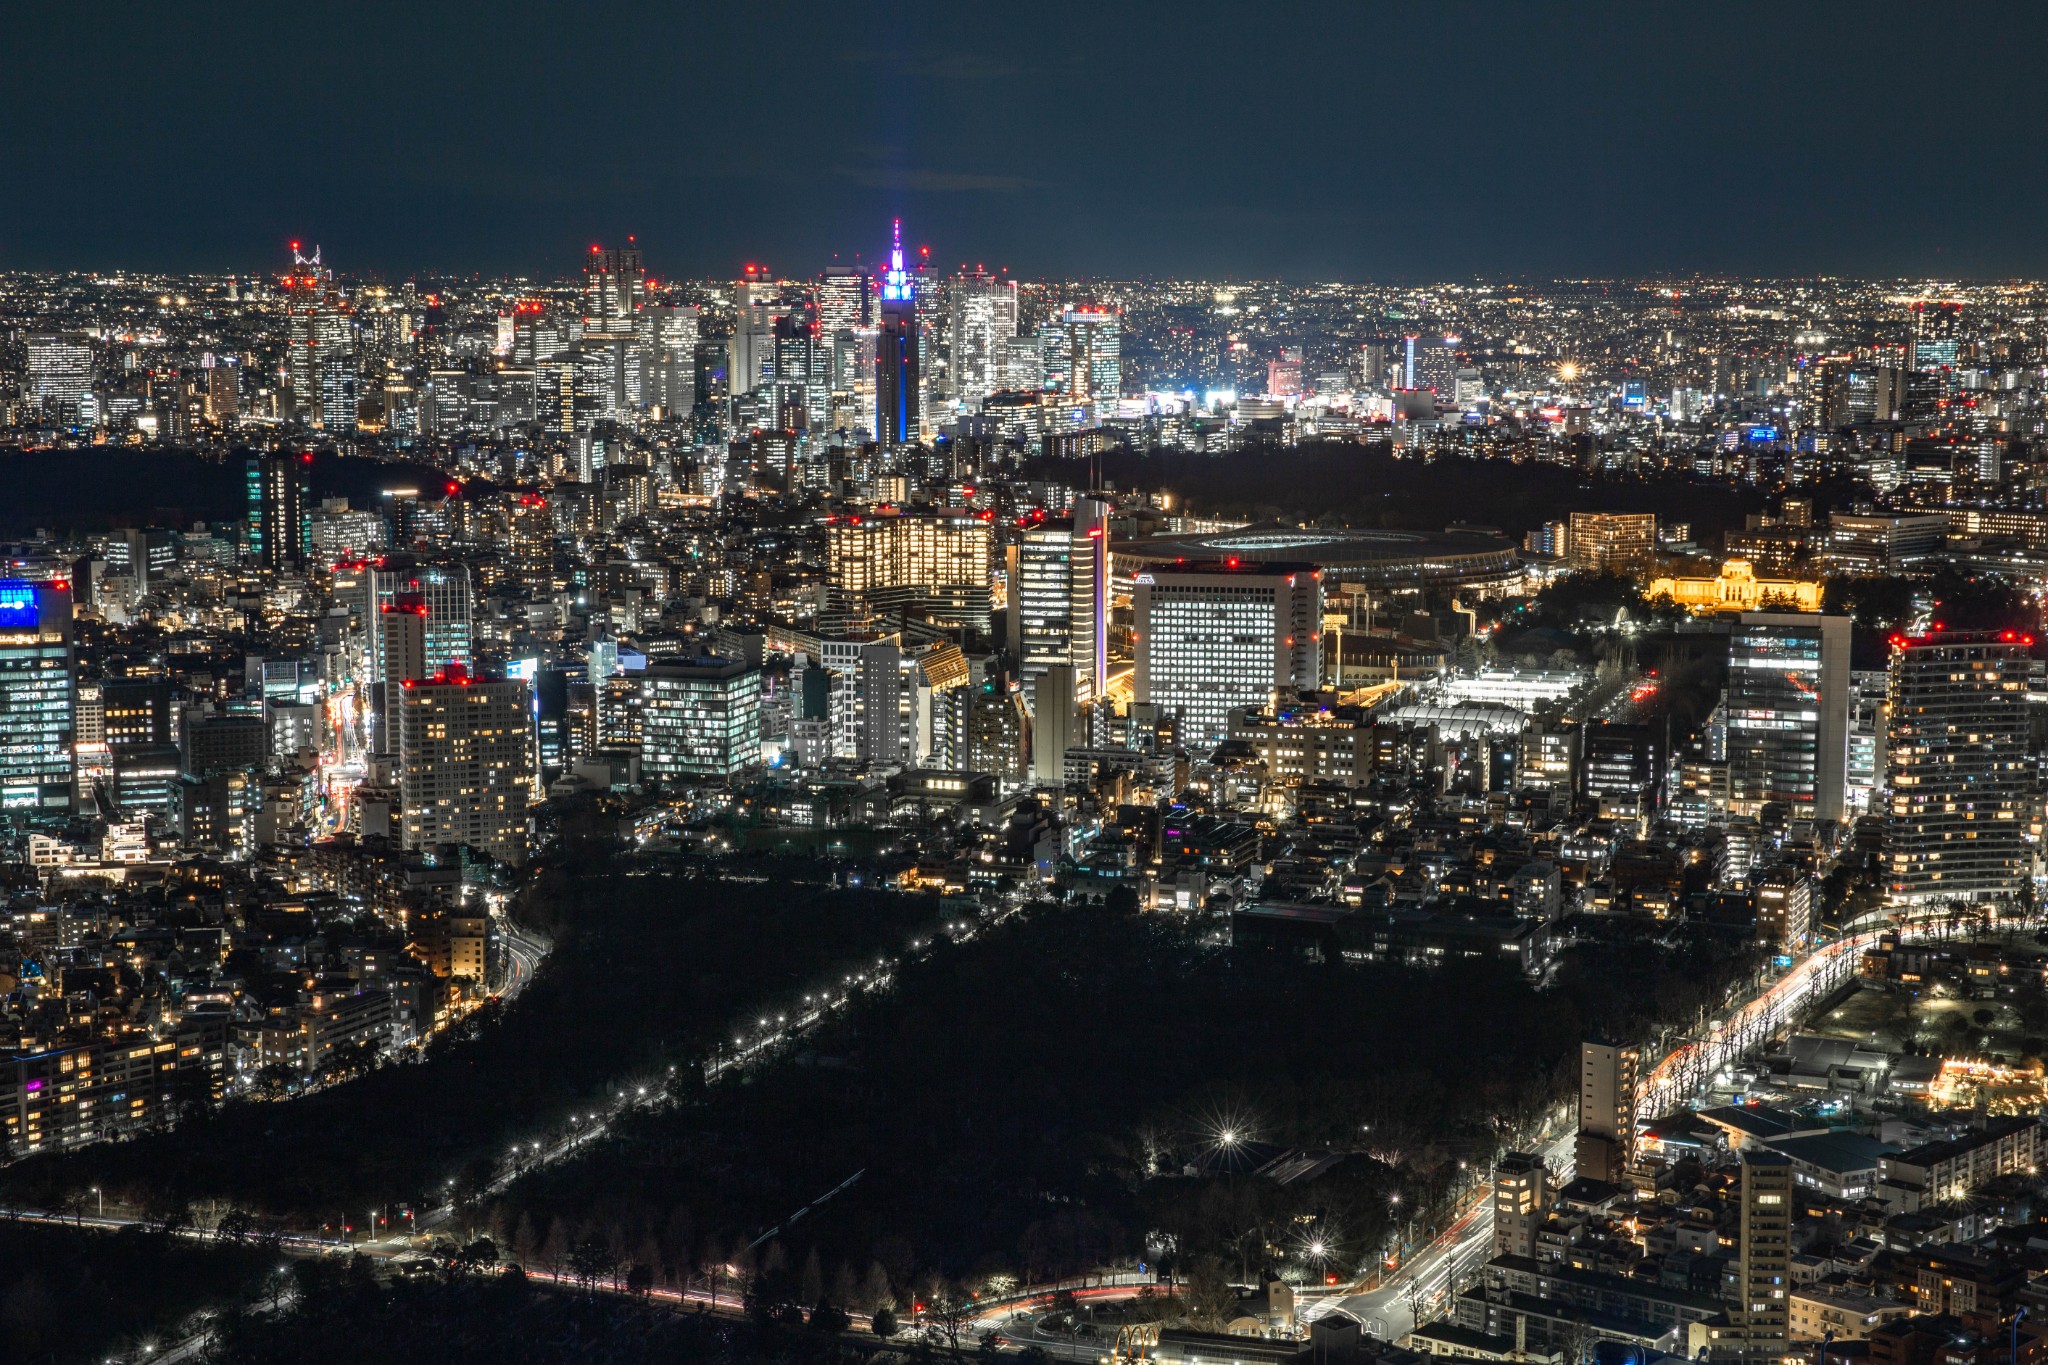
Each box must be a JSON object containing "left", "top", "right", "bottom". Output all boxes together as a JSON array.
[{"left": 1133, "top": 561, "right": 1322, "bottom": 751}]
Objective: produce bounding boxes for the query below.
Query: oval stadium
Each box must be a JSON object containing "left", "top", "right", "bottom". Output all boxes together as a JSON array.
[{"left": 1114, "top": 522, "right": 1521, "bottom": 594}]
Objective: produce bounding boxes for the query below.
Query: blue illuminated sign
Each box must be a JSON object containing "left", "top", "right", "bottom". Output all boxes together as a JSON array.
[
  {"left": 0, "top": 582, "right": 39, "bottom": 628},
  {"left": 1745, "top": 426, "right": 1779, "bottom": 443}
]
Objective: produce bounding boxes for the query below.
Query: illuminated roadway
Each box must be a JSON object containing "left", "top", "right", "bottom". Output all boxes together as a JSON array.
[
  {"left": 1302, "top": 1125, "right": 1573, "bottom": 1340},
  {"left": 1300, "top": 919, "right": 1945, "bottom": 1343},
  {"left": 1634, "top": 920, "right": 1940, "bottom": 1121},
  {"left": 495, "top": 922, "right": 550, "bottom": 1000}
]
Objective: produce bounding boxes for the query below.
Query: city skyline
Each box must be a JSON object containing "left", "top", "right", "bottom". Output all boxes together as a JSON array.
[{"left": 10, "top": 8, "right": 2048, "bottom": 1360}]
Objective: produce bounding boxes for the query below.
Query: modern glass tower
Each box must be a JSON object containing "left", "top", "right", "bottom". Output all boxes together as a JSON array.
[
  {"left": 0, "top": 578, "right": 75, "bottom": 813},
  {"left": 1726, "top": 612, "right": 1850, "bottom": 825}
]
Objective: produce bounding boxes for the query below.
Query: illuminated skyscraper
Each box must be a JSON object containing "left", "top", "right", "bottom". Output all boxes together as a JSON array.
[
  {"left": 1056, "top": 307, "right": 1121, "bottom": 408},
  {"left": 1726, "top": 612, "right": 1850, "bottom": 825},
  {"left": 1884, "top": 633, "right": 2032, "bottom": 908},
  {"left": 369, "top": 564, "right": 475, "bottom": 753},
  {"left": 25, "top": 333, "right": 93, "bottom": 423},
  {"left": 583, "top": 242, "right": 645, "bottom": 332},
  {"left": 245, "top": 452, "right": 312, "bottom": 571},
  {"left": 1005, "top": 497, "right": 1109, "bottom": 708},
  {"left": 1406, "top": 334, "right": 1458, "bottom": 395},
  {"left": 398, "top": 667, "right": 532, "bottom": 865},
  {"left": 1132, "top": 561, "right": 1322, "bottom": 752},
  {"left": 638, "top": 302, "right": 699, "bottom": 415},
  {"left": 281, "top": 244, "right": 355, "bottom": 431},
  {"left": 639, "top": 657, "right": 763, "bottom": 781},
  {"left": 1910, "top": 300, "right": 1963, "bottom": 372},
  {"left": 876, "top": 220, "right": 920, "bottom": 445},
  {"left": 0, "top": 578, "right": 75, "bottom": 813},
  {"left": 771, "top": 305, "right": 830, "bottom": 429},
  {"left": 946, "top": 269, "right": 1019, "bottom": 409},
  {"left": 817, "top": 265, "right": 871, "bottom": 335},
  {"left": 730, "top": 266, "right": 777, "bottom": 397}
]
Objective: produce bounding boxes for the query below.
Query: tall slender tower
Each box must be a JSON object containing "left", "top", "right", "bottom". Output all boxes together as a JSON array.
[
  {"left": 1575, "top": 1037, "right": 1640, "bottom": 1184},
  {"left": 1729, "top": 1151, "right": 1792, "bottom": 1363},
  {"left": 583, "top": 241, "right": 645, "bottom": 333},
  {"left": 876, "top": 220, "right": 919, "bottom": 445}
]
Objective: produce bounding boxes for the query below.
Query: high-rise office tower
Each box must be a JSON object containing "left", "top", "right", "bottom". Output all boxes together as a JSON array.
[
  {"left": 1884, "top": 633, "right": 2032, "bottom": 908},
  {"left": 855, "top": 640, "right": 926, "bottom": 768},
  {"left": 638, "top": 302, "right": 699, "bottom": 415},
  {"left": 1726, "top": 612, "right": 1850, "bottom": 826},
  {"left": 369, "top": 564, "right": 474, "bottom": 753},
  {"left": 572, "top": 337, "right": 639, "bottom": 424},
  {"left": 876, "top": 220, "right": 920, "bottom": 445},
  {"left": 1491, "top": 1152, "right": 1552, "bottom": 1260},
  {"left": 946, "top": 269, "right": 1019, "bottom": 409},
  {"left": 372, "top": 595, "right": 427, "bottom": 758},
  {"left": 1910, "top": 300, "right": 1963, "bottom": 372},
  {"left": 1029, "top": 661, "right": 1079, "bottom": 787},
  {"left": 281, "top": 245, "right": 355, "bottom": 431},
  {"left": 771, "top": 306, "right": 830, "bottom": 429},
  {"left": 371, "top": 564, "right": 474, "bottom": 674},
  {"left": 398, "top": 667, "right": 531, "bottom": 865},
  {"left": 1575, "top": 1038, "right": 1639, "bottom": 1184},
  {"left": 638, "top": 657, "right": 763, "bottom": 781},
  {"left": 1727, "top": 1151, "right": 1792, "bottom": 1363},
  {"left": 1353, "top": 340, "right": 1391, "bottom": 392},
  {"left": 582, "top": 242, "right": 645, "bottom": 332},
  {"left": 817, "top": 265, "right": 871, "bottom": 336},
  {"left": 25, "top": 333, "right": 94, "bottom": 423},
  {"left": 1038, "top": 317, "right": 1070, "bottom": 394},
  {"left": 1055, "top": 307, "right": 1121, "bottom": 408},
  {"left": 1132, "top": 561, "right": 1323, "bottom": 752},
  {"left": 245, "top": 453, "right": 312, "bottom": 571},
  {"left": 1006, "top": 498, "right": 1110, "bottom": 708},
  {"left": 1009, "top": 525, "right": 1078, "bottom": 697},
  {"left": 197, "top": 360, "right": 245, "bottom": 429},
  {"left": 730, "top": 267, "right": 778, "bottom": 397},
  {"left": 0, "top": 577, "right": 75, "bottom": 813},
  {"left": 1406, "top": 334, "right": 1458, "bottom": 395},
  {"left": 966, "top": 676, "right": 1031, "bottom": 783},
  {"left": 1843, "top": 366, "right": 1902, "bottom": 423},
  {"left": 1068, "top": 499, "right": 1111, "bottom": 700},
  {"left": 1004, "top": 335, "right": 1044, "bottom": 393},
  {"left": 509, "top": 300, "right": 565, "bottom": 367},
  {"left": 505, "top": 493, "right": 553, "bottom": 592}
]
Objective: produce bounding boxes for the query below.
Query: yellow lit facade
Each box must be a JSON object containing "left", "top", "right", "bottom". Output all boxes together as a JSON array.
[
  {"left": 1647, "top": 559, "right": 1823, "bottom": 614},
  {"left": 825, "top": 512, "right": 992, "bottom": 596}
]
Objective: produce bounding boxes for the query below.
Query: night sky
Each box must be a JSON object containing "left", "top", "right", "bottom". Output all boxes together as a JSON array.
[{"left": 7, "top": 1, "right": 2047, "bottom": 281}]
